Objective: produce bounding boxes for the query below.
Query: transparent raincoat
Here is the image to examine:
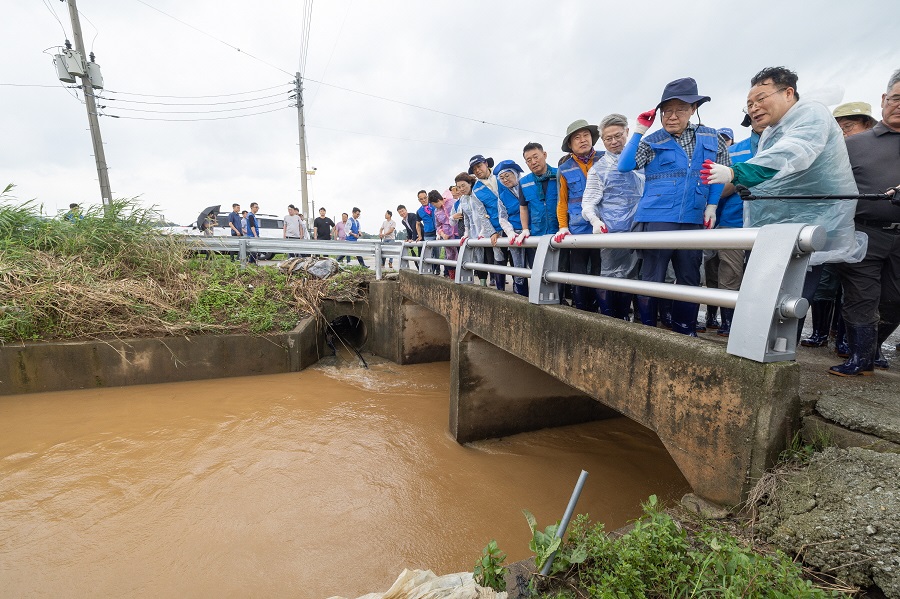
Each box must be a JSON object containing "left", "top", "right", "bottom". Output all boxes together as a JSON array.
[
  {"left": 745, "top": 99, "right": 866, "bottom": 265},
  {"left": 582, "top": 151, "right": 644, "bottom": 234}
]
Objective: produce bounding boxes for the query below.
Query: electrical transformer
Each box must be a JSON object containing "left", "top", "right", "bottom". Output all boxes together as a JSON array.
[
  {"left": 86, "top": 62, "right": 104, "bottom": 90},
  {"left": 62, "top": 50, "right": 85, "bottom": 76},
  {"left": 53, "top": 55, "right": 76, "bottom": 83}
]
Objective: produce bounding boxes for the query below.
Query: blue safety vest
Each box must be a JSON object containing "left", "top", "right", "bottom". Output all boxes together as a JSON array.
[
  {"left": 498, "top": 184, "right": 522, "bottom": 231},
  {"left": 519, "top": 167, "right": 559, "bottom": 236},
  {"left": 347, "top": 216, "right": 361, "bottom": 241},
  {"left": 717, "top": 131, "right": 760, "bottom": 228},
  {"left": 416, "top": 204, "right": 436, "bottom": 234},
  {"left": 635, "top": 125, "right": 719, "bottom": 224},
  {"left": 472, "top": 178, "right": 501, "bottom": 233},
  {"left": 558, "top": 153, "right": 603, "bottom": 234}
]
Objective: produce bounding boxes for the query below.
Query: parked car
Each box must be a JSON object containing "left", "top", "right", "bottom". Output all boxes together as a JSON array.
[{"left": 160, "top": 212, "right": 289, "bottom": 260}]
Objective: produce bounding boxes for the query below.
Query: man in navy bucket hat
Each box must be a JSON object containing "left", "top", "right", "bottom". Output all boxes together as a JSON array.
[
  {"left": 469, "top": 154, "right": 508, "bottom": 290},
  {"left": 617, "top": 77, "right": 731, "bottom": 336}
]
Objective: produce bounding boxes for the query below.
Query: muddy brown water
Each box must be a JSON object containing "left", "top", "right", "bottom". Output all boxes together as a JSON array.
[{"left": 0, "top": 358, "right": 689, "bottom": 598}]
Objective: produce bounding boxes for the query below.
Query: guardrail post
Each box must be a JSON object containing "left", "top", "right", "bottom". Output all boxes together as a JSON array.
[
  {"left": 374, "top": 243, "right": 383, "bottom": 280},
  {"left": 529, "top": 235, "right": 561, "bottom": 305},
  {"left": 238, "top": 238, "right": 247, "bottom": 268},
  {"left": 456, "top": 239, "right": 475, "bottom": 284},
  {"left": 418, "top": 240, "right": 429, "bottom": 275},
  {"left": 727, "top": 223, "right": 822, "bottom": 363}
]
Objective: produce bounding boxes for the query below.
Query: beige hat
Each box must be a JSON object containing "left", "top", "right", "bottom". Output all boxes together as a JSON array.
[
  {"left": 561, "top": 119, "right": 600, "bottom": 153},
  {"left": 833, "top": 102, "right": 873, "bottom": 118}
]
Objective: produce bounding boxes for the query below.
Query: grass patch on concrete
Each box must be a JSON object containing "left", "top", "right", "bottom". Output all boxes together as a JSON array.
[
  {"left": 0, "top": 188, "right": 372, "bottom": 342},
  {"left": 514, "top": 496, "right": 852, "bottom": 598}
]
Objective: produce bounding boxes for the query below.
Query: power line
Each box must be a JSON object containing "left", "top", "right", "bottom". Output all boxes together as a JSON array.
[
  {"left": 77, "top": 9, "right": 100, "bottom": 53},
  {"left": 40, "top": 0, "right": 68, "bottom": 38},
  {"left": 100, "top": 83, "right": 292, "bottom": 99},
  {"left": 0, "top": 82, "right": 71, "bottom": 88},
  {"left": 299, "top": 0, "right": 314, "bottom": 76},
  {"left": 303, "top": 76, "right": 559, "bottom": 138},
  {"left": 98, "top": 90, "right": 291, "bottom": 106},
  {"left": 306, "top": 0, "right": 352, "bottom": 116},
  {"left": 131, "top": 0, "right": 294, "bottom": 77},
  {"left": 306, "top": 123, "right": 521, "bottom": 152},
  {"left": 98, "top": 98, "right": 293, "bottom": 114},
  {"left": 96, "top": 105, "right": 293, "bottom": 121}
]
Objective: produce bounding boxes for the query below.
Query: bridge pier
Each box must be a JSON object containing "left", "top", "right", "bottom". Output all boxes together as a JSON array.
[
  {"left": 400, "top": 272, "right": 802, "bottom": 506},
  {"left": 450, "top": 328, "right": 617, "bottom": 442}
]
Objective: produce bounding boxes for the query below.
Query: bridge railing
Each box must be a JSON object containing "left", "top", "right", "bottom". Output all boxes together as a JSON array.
[
  {"left": 174, "top": 237, "right": 404, "bottom": 280},
  {"left": 400, "top": 224, "right": 826, "bottom": 363}
]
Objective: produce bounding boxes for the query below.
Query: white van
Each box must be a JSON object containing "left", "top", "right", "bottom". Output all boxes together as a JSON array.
[{"left": 163, "top": 212, "right": 293, "bottom": 260}]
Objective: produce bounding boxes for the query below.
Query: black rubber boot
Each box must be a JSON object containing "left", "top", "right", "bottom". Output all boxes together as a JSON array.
[
  {"left": 705, "top": 306, "right": 720, "bottom": 330},
  {"left": 573, "top": 286, "right": 594, "bottom": 312},
  {"left": 717, "top": 308, "right": 734, "bottom": 337},
  {"left": 828, "top": 323, "right": 876, "bottom": 377},
  {"left": 596, "top": 289, "right": 615, "bottom": 316},
  {"left": 800, "top": 300, "right": 833, "bottom": 347},
  {"left": 614, "top": 292, "right": 633, "bottom": 321},
  {"left": 834, "top": 315, "right": 849, "bottom": 358},
  {"left": 670, "top": 301, "right": 699, "bottom": 337},
  {"left": 875, "top": 320, "right": 899, "bottom": 370},
  {"left": 636, "top": 295, "right": 657, "bottom": 326},
  {"left": 658, "top": 298, "right": 673, "bottom": 329}
]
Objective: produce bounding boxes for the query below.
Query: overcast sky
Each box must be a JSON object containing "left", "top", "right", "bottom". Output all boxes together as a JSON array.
[{"left": 1, "top": 0, "right": 895, "bottom": 230}]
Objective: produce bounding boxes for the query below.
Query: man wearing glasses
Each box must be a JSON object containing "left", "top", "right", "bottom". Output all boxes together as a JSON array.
[
  {"left": 581, "top": 113, "right": 645, "bottom": 320},
  {"left": 830, "top": 69, "right": 900, "bottom": 376},
  {"left": 701, "top": 66, "right": 864, "bottom": 342},
  {"left": 617, "top": 77, "right": 730, "bottom": 336}
]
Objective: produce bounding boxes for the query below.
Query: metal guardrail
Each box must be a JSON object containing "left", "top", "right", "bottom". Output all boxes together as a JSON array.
[
  {"left": 400, "top": 224, "right": 826, "bottom": 363},
  {"left": 174, "top": 236, "right": 403, "bottom": 280}
]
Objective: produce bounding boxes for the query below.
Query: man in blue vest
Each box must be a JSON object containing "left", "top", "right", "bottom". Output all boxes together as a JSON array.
[
  {"left": 469, "top": 154, "right": 507, "bottom": 290},
  {"left": 618, "top": 77, "right": 730, "bottom": 336},
  {"left": 346, "top": 207, "right": 367, "bottom": 267},
  {"left": 518, "top": 142, "right": 558, "bottom": 243},
  {"left": 415, "top": 190, "right": 438, "bottom": 274}
]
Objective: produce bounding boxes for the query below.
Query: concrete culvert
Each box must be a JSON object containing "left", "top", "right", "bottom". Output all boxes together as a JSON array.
[{"left": 328, "top": 316, "right": 367, "bottom": 350}]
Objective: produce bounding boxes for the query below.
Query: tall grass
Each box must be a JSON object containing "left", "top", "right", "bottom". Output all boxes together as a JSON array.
[
  {"left": 0, "top": 184, "right": 374, "bottom": 343},
  {"left": 0, "top": 186, "right": 197, "bottom": 341}
]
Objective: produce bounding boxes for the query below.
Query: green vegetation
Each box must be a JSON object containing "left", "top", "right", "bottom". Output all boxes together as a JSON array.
[
  {"left": 473, "top": 539, "right": 507, "bottom": 592},
  {"left": 520, "top": 496, "right": 846, "bottom": 598},
  {"left": 0, "top": 188, "right": 372, "bottom": 343}
]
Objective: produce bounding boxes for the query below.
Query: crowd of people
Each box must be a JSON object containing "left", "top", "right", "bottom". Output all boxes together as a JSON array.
[{"left": 397, "top": 66, "right": 900, "bottom": 378}]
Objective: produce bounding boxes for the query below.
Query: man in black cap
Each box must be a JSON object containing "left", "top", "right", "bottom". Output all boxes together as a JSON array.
[{"left": 618, "top": 77, "right": 731, "bottom": 336}]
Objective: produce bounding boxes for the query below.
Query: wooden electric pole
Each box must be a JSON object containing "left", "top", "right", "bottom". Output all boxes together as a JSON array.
[
  {"left": 295, "top": 72, "right": 310, "bottom": 223},
  {"left": 66, "top": 0, "right": 112, "bottom": 209}
]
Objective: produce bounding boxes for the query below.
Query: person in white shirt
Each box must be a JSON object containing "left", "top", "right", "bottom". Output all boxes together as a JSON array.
[
  {"left": 379, "top": 210, "right": 397, "bottom": 268},
  {"left": 283, "top": 204, "right": 303, "bottom": 257}
]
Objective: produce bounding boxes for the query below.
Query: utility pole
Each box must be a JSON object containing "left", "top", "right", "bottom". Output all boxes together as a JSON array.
[
  {"left": 295, "top": 72, "right": 310, "bottom": 223},
  {"left": 66, "top": 0, "right": 112, "bottom": 209}
]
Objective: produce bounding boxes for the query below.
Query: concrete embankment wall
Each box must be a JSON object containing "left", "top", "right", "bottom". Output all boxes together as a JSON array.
[{"left": 1, "top": 280, "right": 405, "bottom": 396}]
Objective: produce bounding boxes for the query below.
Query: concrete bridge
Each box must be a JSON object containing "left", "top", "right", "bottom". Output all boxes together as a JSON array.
[{"left": 378, "top": 271, "right": 800, "bottom": 507}]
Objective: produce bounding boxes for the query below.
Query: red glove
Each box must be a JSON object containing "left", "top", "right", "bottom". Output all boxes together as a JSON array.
[
  {"left": 553, "top": 228, "right": 570, "bottom": 243},
  {"left": 459, "top": 236, "right": 468, "bottom": 247},
  {"left": 636, "top": 108, "right": 657, "bottom": 130}
]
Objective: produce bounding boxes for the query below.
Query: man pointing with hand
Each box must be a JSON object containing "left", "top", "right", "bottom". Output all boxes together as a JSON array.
[{"left": 617, "top": 77, "right": 730, "bottom": 336}]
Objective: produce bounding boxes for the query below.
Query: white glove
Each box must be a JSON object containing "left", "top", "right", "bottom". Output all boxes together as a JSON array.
[
  {"left": 700, "top": 159, "right": 733, "bottom": 185},
  {"left": 704, "top": 204, "right": 718, "bottom": 229},
  {"left": 514, "top": 229, "right": 530, "bottom": 246},
  {"left": 589, "top": 218, "right": 609, "bottom": 234},
  {"left": 553, "top": 227, "right": 570, "bottom": 243}
]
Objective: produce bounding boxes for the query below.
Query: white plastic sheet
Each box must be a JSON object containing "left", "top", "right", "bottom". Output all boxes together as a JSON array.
[
  {"left": 745, "top": 99, "right": 866, "bottom": 265},
  {"left": 327, "top": 569, "right": 507, "bottom": 599}
]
